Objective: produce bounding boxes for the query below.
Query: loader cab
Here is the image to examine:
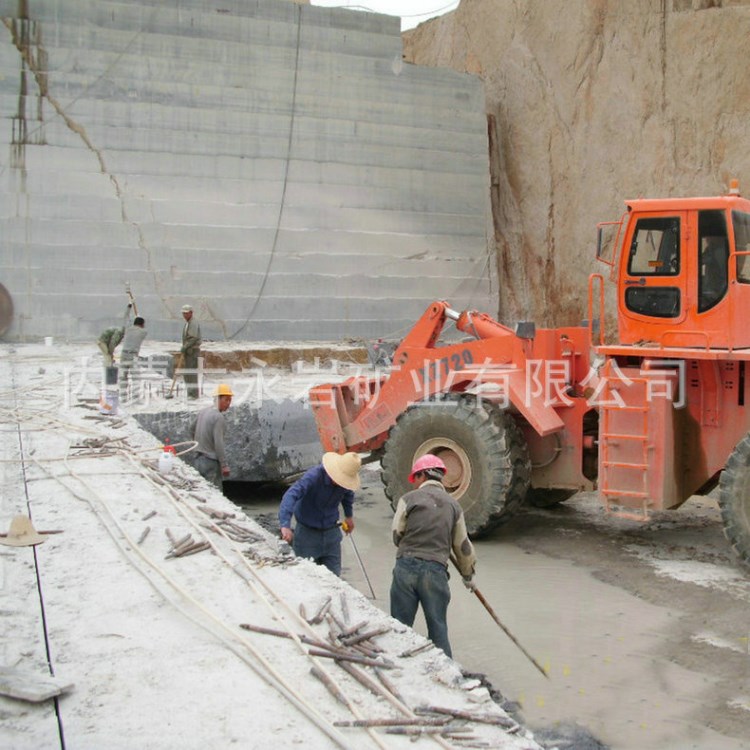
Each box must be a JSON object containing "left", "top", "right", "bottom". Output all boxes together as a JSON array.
[{"left": 606, "top": 188, "right": 750, "bottom": 349}]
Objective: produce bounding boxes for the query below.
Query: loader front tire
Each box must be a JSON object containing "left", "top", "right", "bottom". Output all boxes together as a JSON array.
[
  {"left": 719, "top": 434, "right": 750, "bottom": 566},
  {"left": 381, "top": 397, "right": 531, "bottom": 537}
]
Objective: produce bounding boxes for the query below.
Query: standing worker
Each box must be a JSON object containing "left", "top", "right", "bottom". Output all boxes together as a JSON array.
[
  {"left": 278, "top": 452, "right": 361, "bottom": 576},
  {"left": 97, "top": 303, "right": 133, "bottom": 366},
  {"left": 180, "top": 304, "right": 202, "bottom": 399},
  {"left": 390, "top": 455, "right": 476, "bottom": 658},
  {"left": 118, "top": 317, "right": 147, "bottom": 402},
  {"left": 192, "top": 384, "right": 233, "bottom": 491}
]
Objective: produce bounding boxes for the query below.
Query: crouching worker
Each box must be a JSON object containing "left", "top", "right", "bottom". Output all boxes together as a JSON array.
[
  {"left": 278, "top": 452, "right": 361, "bottom": 576},
  {"left": 192, "top": 384, "right": 233, "bottom": 491},
  {"left": 390, "top": 454, "right": 476, "bottom": 658}
]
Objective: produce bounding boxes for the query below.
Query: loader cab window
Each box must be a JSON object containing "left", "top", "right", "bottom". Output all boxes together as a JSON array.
[
  {"left": 627, "top": 217, "right": 680, "bottom": 276},
  {"left": 698, "top": 210, "right": 729, "bottom": 312},
  {"left": 625, "top": 216, "right": 681, "bottom": 318},
  {"left": 733, "top": 210, "right": 750, "bottom": 283}
]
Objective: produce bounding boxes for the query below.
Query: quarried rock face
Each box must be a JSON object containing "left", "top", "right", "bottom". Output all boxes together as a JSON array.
[{"left": 403, "top": 0, "right": 750, "bottom": 329}]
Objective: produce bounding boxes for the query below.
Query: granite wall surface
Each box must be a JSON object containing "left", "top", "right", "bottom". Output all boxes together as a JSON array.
[{"left": 0, "top": 0, "right": 494, "bottom": 343}]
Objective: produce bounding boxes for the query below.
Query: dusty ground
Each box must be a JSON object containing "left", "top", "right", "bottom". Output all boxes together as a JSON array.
[{"left": 238, "top": 472, "right": 750, "bottom": 750}]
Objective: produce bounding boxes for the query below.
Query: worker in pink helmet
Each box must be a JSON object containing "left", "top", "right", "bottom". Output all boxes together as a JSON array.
[{"left": 390, "top": 454, "right": 476, "bottom": 658}]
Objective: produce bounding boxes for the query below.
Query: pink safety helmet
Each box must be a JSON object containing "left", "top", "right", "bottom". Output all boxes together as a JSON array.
[{"left": 408, "top": 454, "right": 447, "bottom": 483}]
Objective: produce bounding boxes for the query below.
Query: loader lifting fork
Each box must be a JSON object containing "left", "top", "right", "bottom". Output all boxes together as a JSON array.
[{"left": 311, "top": 179, "right": 750, "bottom": 566}]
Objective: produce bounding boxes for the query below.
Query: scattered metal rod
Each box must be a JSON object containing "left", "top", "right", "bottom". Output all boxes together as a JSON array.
[
  {"left": 165, "top": 528, "right": 176, "bottom": 545},
  {"left": 170, "top": 533, "right": 193, "bottom": 551},
  {"left": 341, "top": 624, "right": 390, "bottom": 646},
  {"left": 175, "top": 541, "right": 211, "bottom": 558},
  {"left": 308, "top": 596, "right": 332, "bottom": 625},
  {"left": 384, "top": 725, "right": 469, "bottom": 736},
  {"left": 326, "top": 609, "right": 347, "bottom": 635},
  {"left": 195, "top": 505, "right": 234, "bottom": 520},
  {"left": 415, "top": 706, "right": 516, "bottom": 729},
  {"left": 137, "top": 527, "right": 150, "bottom": 545},
  {"left": 334, "top": 718, "right": 449, "bottom": 728},
  {"left": 0, "top": 529, "right": 63, "bottom": 536},
  {"left": 334, "top": 659, "right": 385, "bottom": 698},
  {"left": 166, "top": 537, "right": 198, "bottom": 558},
  {"left": 374, "top": 668, "right": 405, "bottom": 705},
  {"left": 218, "top": 518, "right": 262, "bottom": 535},
  {"left": 339, "top": 592, "right": 350, "bottom": 625},
  {"left": 310, "top": 650, "right": 395, "bottom": 669},
  {"left": 340, "top": 619, "right": 368, "bottom": 638},
  {"left": 398, "top": 641, "right": 434, "bottom": 658},
  {"left": 349, "top": 642, "right": 382, "bottom": 660},
  {"left": 238, "top": 623, "right": 329, "bottom": 650},
  {"left": 141, "top": 510, "right": 157, "bottom": 521},
  {"left": 310, "top": 665, "right": 348, "bottom": 706},
  {"left": 345, "top": 531, "right": 376, "bottom": 598}
]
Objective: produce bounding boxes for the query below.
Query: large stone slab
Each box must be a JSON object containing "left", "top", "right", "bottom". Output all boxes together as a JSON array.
[{"left": 134, "top": 399, "right": 322, "bottom": 482}]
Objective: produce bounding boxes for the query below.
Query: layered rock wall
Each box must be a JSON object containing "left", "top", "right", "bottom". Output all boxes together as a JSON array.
[
  {"left": 0, "top": 0, "right": 493, "bottom": 342},
  {"left": 404, "top": 0, "right": 750, "bottom": 327}
]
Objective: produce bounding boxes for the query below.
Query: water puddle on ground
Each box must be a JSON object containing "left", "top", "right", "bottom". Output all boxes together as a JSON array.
[{"left": 450, "top": 541, "right": 743, "bottom": 750}]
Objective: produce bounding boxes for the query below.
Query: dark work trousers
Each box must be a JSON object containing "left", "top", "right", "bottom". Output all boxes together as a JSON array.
[
  {"left": 390, "top": 556, "right": 452, "bottom": 657},
  {"left": 182, "top": 350, "right": 200, "bottom": 398},
  {"left": 194, "top": 453, "right": 222, "bottom": 491},
  {"left": 293, "top": 521, "right": 343, "bottom": 576}
]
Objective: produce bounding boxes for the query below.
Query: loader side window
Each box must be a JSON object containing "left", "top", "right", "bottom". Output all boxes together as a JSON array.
[
  {"left": 733, "top": 210, "right": 750, "bottom": 283},
  {"left": 627, "top": 217, "right": 680, "bottom": 276},
  {"left": 698, "top": 210, "right": 729, "bottom": 312}
]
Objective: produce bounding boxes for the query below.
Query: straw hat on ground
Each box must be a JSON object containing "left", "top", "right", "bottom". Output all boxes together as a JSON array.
[
  {"left": 0, "top": 515, "right": 48, "bottom": 547},
  {"left": 322, "top": 452, "right": 362, "bottom": 491}
]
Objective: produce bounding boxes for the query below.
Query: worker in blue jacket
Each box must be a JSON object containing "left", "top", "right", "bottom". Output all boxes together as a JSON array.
[{"left": 278, "top": 452, "right": 361, "bottom": 576}]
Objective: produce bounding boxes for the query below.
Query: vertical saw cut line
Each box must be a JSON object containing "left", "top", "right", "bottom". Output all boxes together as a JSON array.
[
  {"left": 9, "top": 363, "right": 67, "bottom": 749},
  {"left": 30, "top": 454, "right": 355, "bottom": 750}
]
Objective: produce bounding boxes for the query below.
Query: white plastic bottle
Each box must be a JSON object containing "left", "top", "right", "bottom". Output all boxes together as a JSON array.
[{"left": 158, "top": 441, "right": 176, "bottom": 474}]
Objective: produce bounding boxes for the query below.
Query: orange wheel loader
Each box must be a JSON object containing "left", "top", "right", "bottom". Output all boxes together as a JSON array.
[{"left": 310, "top": 180, "right": 750, "bottom": 565}]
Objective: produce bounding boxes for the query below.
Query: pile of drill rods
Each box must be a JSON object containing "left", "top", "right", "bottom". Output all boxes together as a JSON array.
[
  {"left": 164, "top": 529, "right": 210, "bottom": 559},
  {"left": 238, "top": 621, "right": 395, "bottom": 668},
  {"left": 330, "top": 666, "right": 481, "bottom": 741},
  {"left": 215, "top": 517, "right": 264, "bottom": 543},
  {"left": 195, "top": 504, "right": 235, "bottom": 520},
  {"left": 415, "top": 705, "right": 519, "bottom": 730},
  {"left": 242, "top": 546, "right": 295, "bottom": 567}
]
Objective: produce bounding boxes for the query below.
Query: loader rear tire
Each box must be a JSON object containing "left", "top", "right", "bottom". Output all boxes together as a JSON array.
[
  {"left": 719, "top": 434, "right": 750, "bottom": 566},
  {"left": 381, "top": 397, "right": 531, "bottom": 537}
]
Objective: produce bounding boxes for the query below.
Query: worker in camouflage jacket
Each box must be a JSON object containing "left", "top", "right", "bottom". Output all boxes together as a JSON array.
[
  {"left": 180, "top": 304, "right": 202, "bottom": 399},
  {"left": 97, "top": 304, "right": 133, "bottom": 366},
  {"left": 390, "top": 454, "right": 476, "bottom": 658}
]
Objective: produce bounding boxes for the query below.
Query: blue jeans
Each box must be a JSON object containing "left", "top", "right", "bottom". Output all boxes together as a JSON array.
[
  {"left": 390, "top": 556, "right": 452, "bottom": 657},
  {"left": 293, "top": 522, "right": 342, "bottom": 576}
]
